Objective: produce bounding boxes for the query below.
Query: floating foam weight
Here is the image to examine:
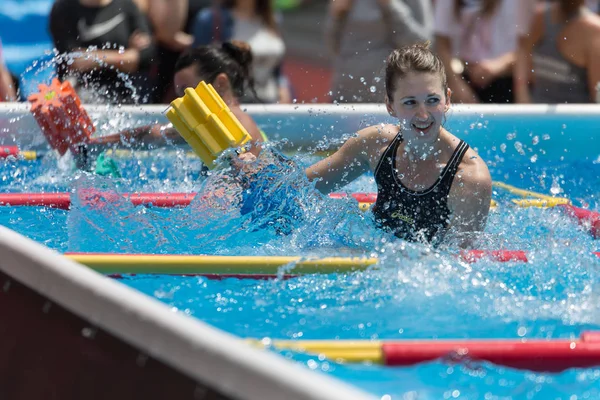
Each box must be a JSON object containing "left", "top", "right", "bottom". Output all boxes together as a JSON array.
[
  {"left": 494, "top": 181, "right": 570, "bottom": 203},
  {"left": 252, "top": 331, "right": 600, "bottom": 372},
  {"left": 166, "top": 81, "right": 251, "bottom": 169},
  {"left": 248, "top": 339, "right": 384, "bottom": 364},
  {"left": 28, "top": 78, "right": 95, "bottom": 156},
  {"left": 512, "top": 198, "right": 570, "bottom": 208},
  {"left": 64, "top": 251, "right": 600, "bottom": 277},
  {"left": 64, "top": 254, "right": 379, "bottom": 275}
]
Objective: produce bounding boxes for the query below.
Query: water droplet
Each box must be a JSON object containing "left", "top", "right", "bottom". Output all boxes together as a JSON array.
[{"left": 369, "top": 86, "right": 376, "bottom": 93}]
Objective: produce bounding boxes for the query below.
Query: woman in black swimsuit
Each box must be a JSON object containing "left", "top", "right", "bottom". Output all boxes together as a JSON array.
[{"left": 306, "top": 42, "right": 492, "bottom": 247}]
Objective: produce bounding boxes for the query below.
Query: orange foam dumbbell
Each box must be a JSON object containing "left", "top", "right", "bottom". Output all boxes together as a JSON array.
[{"left": 28, "top": 78, "right": 95, "bottom": 156}]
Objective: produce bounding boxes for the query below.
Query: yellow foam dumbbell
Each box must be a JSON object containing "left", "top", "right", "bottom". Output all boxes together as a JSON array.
[{"left": 166, "top": 81, "right": 251, "bottom": 169}]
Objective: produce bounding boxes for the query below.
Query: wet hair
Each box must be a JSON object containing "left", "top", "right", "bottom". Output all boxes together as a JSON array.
[
  {"left": 174, "top": 40, "right": 257, "bottom": 99},
  {"left": 385, "top": 42, "right": 447, "bottom": 102}
]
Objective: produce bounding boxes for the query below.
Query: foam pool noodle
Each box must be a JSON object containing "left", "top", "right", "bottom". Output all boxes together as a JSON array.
[
  {"left": 28, "top": 78, "right": 95, "bottom": 156},
  {"left": 165, "top": 81, "right": 251, "bottom": 169}
]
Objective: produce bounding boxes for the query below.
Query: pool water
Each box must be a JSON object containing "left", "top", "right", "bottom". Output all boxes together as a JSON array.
[{"left": 1, "top": 140, "right": 599, "bottom": 399}]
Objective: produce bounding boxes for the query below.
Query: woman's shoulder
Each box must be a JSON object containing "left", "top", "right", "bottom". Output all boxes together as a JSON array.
[
  {"left": 443, "top": 130, "right": 490, "bottom": 183},
  {"left": 356, "top": 123, "right": 398, "bottom": 143},
  {"left": 459, "top": 143, "right": 491, "bottom": 187}
]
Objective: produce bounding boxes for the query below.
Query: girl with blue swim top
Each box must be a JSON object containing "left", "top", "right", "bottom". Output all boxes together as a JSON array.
[{"left": 306, "top": 43, "right": 492, "bottom": 247}]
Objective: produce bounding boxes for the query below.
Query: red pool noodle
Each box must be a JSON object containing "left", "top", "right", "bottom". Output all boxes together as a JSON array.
[
  {"left": 559, "top": 205, "right": 600, "bottom": 239},
  {"left": 460, "top": 250, "right": 529, "bottom": 263},
  {"left": 0, "top": 193, "right": 71, "bottom": 209},
  {"left": 0, "top": 192, "right": 375, "bottom": 209},
  {"left": 382, "top": 331, "right": 600, "bottom": 372},
  {"left": 0, "top": 146, "right": 19, "bottom": 158}
]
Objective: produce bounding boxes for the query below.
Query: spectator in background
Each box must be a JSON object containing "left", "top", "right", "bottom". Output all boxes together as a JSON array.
[
  {"left": 192, "top": 0, "right": 292, "bottom": 104},
  {"left": 147, "top": 0, "right": 211, "bottom": 103},
  {"left": 132, "top": 0, "right": 149, "bottom": 13},
  {"left": 514, "top": 0, "right": 600, "bottom": 103},
  {"left": 327, "top": 0, "right": 433, "bottom": 103},
  {"left": 434, "top": 0, "right": 530, "bottom": 104},
  {"left": 49, "top": 0, "right": 156, "bottom": 104},
  {"left": 0, "top": 38, "right": 17, "bottom": 102}
]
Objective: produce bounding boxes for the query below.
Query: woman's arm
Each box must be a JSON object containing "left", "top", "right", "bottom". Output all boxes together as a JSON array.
[
  {"left": 231, "top": 107, "right": 265, "bottom": 156},
  {"left": 325, "top": 0, "right": 353, "bottom": 55},
  {"left": 446, "top": 159, "right": 492, "bottom": 248},
  {"left": 305, "top": 125, "right": 382, "bottom": 194},
  {"left": 89, "top": 124, "right": 185, "bottom": 150},
  {"left": 467, "top": 52, "right": 515, "bottom": 89},
  {"left": 514, "top": 5, "right": 544, "bottom": 103},
  {"left": 148, "top": 0, "right": 193, "bottom": 51},
  {"left": 435, "top": 35, "right": 479, "bottom": 103}
]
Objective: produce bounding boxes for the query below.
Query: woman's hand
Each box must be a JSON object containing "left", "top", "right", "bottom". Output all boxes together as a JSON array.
[
  {"left": 230, "top": 152, "right": 259, "bottom": 175},
  {"left": 129, "top": 30, "right": 151, "bottom": 51}
]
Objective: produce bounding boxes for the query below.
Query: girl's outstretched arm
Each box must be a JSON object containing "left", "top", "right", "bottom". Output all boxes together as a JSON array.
[{"left": 305, "top": 125, "right": 382, "bottom": 194}]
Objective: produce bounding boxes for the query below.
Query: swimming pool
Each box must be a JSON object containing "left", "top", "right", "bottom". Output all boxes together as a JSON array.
[{"left": 1, "top": 104, "right": 599, "bottom": 399}]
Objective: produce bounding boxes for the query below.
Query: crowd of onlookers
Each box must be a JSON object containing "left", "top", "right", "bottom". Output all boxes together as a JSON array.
[{"left": 1, "top": 0, "right": 599, "bottom": 104}]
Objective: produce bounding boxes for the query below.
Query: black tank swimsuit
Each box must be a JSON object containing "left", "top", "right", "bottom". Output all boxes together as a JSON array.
[{"left": 371, "top": 132, "right": 470, "bottom": 244}]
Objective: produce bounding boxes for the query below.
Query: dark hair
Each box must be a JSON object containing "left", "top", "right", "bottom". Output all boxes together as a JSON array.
[
  {"left": 222, "top": 0, "right": 278, "bottom": 32},
  {"left": 558, "top": 0, "right": 585, "bottom": 18},
  {"left": 174, "top": 40, "right": 257, "bottom": 99},
  {"left": 385, "top": 42, "right": 447, "bottom": 102}
]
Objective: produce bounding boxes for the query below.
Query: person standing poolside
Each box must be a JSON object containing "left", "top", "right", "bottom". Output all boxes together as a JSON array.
[
  {"left": 434, "top": 0, "right": 529, "bottom": 104},
  {"left": 306, "top": 43, "right": 492, "bottom": 247},
  {"left": 146, "top": 0, "right": 211, "bottom": 103},
  {"left": 49, "top": 0, "right": 155, "bottom": 104},
  {"left": 192, "top": 0, "right": 292, "bottom": 104},
  {"left": 514, "top": 0, "right": 600, "bottom": 104},
  {"left": 327, "top": 0, "right": 433, "bottom": 103}
]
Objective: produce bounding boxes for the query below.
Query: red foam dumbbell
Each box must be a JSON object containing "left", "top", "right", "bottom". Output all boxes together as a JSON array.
[{"left": 28, "top": 78, "right": 95, "bottom": 156}]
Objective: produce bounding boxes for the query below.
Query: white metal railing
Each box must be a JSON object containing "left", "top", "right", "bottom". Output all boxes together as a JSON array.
[{"left": 1, "top": 102, "right": 599, "bottom": 160}]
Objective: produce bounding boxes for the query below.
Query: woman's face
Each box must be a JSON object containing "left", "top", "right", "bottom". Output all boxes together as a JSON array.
[
  {"left": 386, "top": 71, "right": 450, "bottom": 145},
  {"left": 173, "top": 65, "right": 202, "bottom": 97},
  {"left": 174, "top": 66, "right": 233, "bottom": 102}
]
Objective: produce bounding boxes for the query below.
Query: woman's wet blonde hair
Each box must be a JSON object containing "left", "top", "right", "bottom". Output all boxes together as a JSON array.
[{"left": 385, "top": 41, "right": 447, "bottom": 102}]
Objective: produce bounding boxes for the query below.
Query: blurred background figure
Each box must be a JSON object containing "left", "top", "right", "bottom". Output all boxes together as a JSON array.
[
  {"left": 514, "top": 0, "right": 600, "bottom": 103},
  {"left": 147, "top": 0, "right": 210, "bottom": 103},
  {"left": 192, "top": 0, "right": 292, "bottom": 104},
  {"left": 0, "top": 38, "right": 17, "bottom": 101},
  {"left": 434, "top": 0, "right": 530, "bottom": 104},
  {"left": 49, "top": 0, "right": 156, "bottom": 104},
  {"left": 327, "top": 0, "right": 433, "bottom": 103}
]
